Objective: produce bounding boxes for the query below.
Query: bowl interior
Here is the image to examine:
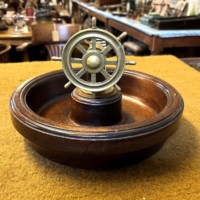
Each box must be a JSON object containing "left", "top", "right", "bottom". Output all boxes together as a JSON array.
[{"left": 25, "top": 70, "right": 168, "bottom": 127}]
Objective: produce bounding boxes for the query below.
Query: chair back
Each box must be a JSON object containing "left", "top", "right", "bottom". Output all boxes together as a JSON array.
[
  {"left": 0, "top": 43, "right": 11, "bottom": 63},
  {"left": 30, "top": 23, "right": 82, "bottom": 58},
  {"left": 31, "top": 22, "right": 54, "bottom": 44}
]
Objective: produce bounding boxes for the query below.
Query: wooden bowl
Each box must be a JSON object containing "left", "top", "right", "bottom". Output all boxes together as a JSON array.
[{"left": 10, "top": 70, "right": 184, "bottom": 169}]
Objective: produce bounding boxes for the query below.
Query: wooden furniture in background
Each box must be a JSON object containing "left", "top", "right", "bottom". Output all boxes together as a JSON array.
[
  {"left": 108, "top": 17, "right": 200, "bottom": 55},
  {"left": 0, "top": 43, "right": 11, "bottom": 63},
  {"left": 17, "top": 23, "right": 82, "bottom": 60},
  {"left": 123, "top": 40, "right": 149, "bottom": 55},
  {"left": 95, "top": 0, "right": 121, "bottom": 6},
  {"left": 181, "top": 57, "right": 200, "bottom": 71},
  {"left": 72, "top": 0, "right": 200, "bottom": 55},
  {"left": 0, "top": 26, "right": 32, "bottom": 46}
]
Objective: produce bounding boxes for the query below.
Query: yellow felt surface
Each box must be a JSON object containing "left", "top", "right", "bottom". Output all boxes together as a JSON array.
[{"left": 1, "top": 55, "right": 200, "bottom": 200}]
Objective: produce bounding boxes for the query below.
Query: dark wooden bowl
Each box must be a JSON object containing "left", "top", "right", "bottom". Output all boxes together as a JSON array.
[{"left": 10, "top": 70, "right": 184, "bottom": 169}]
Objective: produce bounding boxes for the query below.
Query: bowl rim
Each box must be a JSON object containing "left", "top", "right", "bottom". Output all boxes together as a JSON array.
[{"left": 10, "top": 69, "right": 184, "bottom": 140}]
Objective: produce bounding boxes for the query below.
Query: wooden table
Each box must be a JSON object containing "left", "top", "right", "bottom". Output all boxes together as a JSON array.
[
  {"left": 0, "top": 26, "right": 32, "bottom": 46},
  {"left": 108, "top": 16, "right": 200, "bottom": 54},
  {"left": 72, "top": 0, "right": 200, "bottom": 55},
  {"left": 72, "top": 0, "right": 112, "bottom": 29}
]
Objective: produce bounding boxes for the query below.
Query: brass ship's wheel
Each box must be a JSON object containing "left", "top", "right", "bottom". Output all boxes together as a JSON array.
[{"left": 62, "top": 17, "right": 127, "bottom": 92}]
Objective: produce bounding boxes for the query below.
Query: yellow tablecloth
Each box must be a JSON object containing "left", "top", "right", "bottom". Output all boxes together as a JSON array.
[{"left": 1, "top": 55, "right": 200, "bottom": 200}]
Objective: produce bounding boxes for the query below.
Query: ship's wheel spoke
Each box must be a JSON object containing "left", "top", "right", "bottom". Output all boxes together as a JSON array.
[
  {"left": 100, "top": 69, "right": 111, "bottom": 80},
  {"left": 105, "top": 60, "right": 117, "bottom": 66},
  {"left": 70, "top": 58, "right": 82, "bottom": 64},
  {"left": 90, "top": 38, "right": 96, "bottom": 50},
  {"left": 101, "top": 44, "right": 112, "bottom": 56},
  {"left": 91, "top": 73, "right": 96, "bottom": 83},
  {"left": 76, "top": 68, "right": 86, "bottom": 78},
  {"left": 75, "top": 43, "right": 87, "bottom": 54}
]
